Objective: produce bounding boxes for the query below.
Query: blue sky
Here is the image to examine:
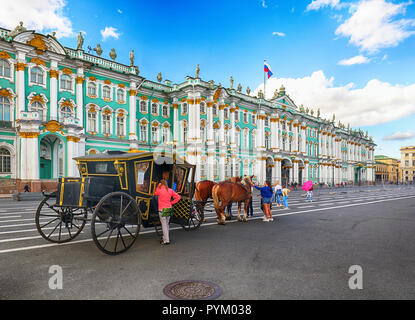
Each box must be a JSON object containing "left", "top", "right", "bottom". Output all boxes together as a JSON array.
[{"left": 1, "top": 0, "right": 415, "bottom": 158}]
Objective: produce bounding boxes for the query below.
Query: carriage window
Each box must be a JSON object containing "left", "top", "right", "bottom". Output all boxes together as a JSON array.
[
  {"left": 86, "top": 161, "right": 116, "bottom": 174},
  {"left": 183, "top": 167, "right": 194, "bottom": 195},
  {"left": 135, "top": 161, "right": 151, "bottom": 194},
  {"left": 174, "top": 166, "right": 186, "bottom": 193},
  {"left": 95, "top": 162, "right": 108, "bottom": 173}
]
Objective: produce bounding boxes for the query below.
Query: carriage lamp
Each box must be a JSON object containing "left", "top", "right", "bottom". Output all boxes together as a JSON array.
[{"left": 114, "top": 160, "right": 124, "bottom": 175}]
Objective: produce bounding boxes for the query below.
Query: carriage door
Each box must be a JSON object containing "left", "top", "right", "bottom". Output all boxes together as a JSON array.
[{"left": 170, "top": 165, "right": 195, "bottom": 225}]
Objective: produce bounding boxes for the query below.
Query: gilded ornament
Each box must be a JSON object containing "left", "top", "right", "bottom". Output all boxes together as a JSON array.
[
  {"left": 30, "top": 58, "right": 46, "bottom": 66},
  {"left": 93, "top": 44, "right": 103, "bottom": 56},
  {"left": 0, "top": 51, "right": 12, "bottom": 60},
  {"left": 49, "top": 70, "right": 59, "bottom": 78},
  {"left": 62, "top": 68, "right": 74, "bottom": 75},
  {"left": 26, "top": 35, "right": 47, "bottom": 54},
  {"left": 15, "top": 62, "right": 27, "bottom": 71},
  {"left": 76, "top": 76, "right": 85, "bottom": 84},
  {"left": 0, "top": 88, "right": 12, "bottom": 99},
  {"left": 44, "top": 120, "right": 63, "bottom": 134},
  {"left": 109, "top": 48, "right": 117, "bottom": 61}
]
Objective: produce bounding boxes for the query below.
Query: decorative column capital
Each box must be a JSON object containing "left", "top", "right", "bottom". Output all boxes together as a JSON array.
[
  {"left": 15, "top": 62, "right": 27, "bottom": 71},
  {"left": 49, "top": 69, "right": 59, "bottom": 78},
  {"left": 76, "top": 76, "right": 85, "bottom": 84},
  {"left": 19, "top": 132, "right": 40, "bottom": 138},
  {"left": 129, "top": 89, "right": 137, "bottom": 96}
]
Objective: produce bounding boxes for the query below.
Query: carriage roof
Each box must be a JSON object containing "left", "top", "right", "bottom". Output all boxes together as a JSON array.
[{"left": 74, "top": 151, "right": 190, "bottom": 165}]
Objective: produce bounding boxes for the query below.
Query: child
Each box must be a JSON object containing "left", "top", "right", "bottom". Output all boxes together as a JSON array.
[
  {"left": 306, "top": 185, "right": 313, "bottom": 202},
  {"left": 282, "top": 186, "right": 291, "bottom": 209},
  {"left": 273, "top": 181, "right": 283, "bottom": 207}
]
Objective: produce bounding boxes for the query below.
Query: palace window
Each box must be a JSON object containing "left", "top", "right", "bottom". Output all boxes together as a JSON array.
[
  {"left": 103, "top": 86, "right": 111, "bottom": 100},
  {"left": 282, "top": 136, "right": 286, "bottom": 151},
  {"left": 116, "top": 115, "right": 125, "bottom": 136},
  {"left": 265, "top": 134, "right": 270, "bottom": 150},
  {"left": 87, "top": 82, "right": 97, "bottom": 96},
  {"left": 140, "top": 100, "right": 147, "bottom": 113},
  {"left": 225, "top": 129, "right": 230, "bottom": 145},
  {"left": 200, "top": 126, "right": 206, "bottom": 143},
  {"left": 183, "top": 125, "right": 188, "bottom": 143},
  {"left": 212, "top": 105, "right": 218, "bottom": 117},
  {"left": 0, "top": 148, "right": 11, "bottom": 173},
  {"left": 60, "top": 74, "right": 72, "bottom": 91},
  {"left": 252, "top": 114, "right": 256, "bottom": 125},
  {"left": 87, "top": 111, "right": 97, "bottom": 132},
  {"left": 265, "top": 117, "right": 269, "bottom": 127},
  {"left": 214, "top": 128, "right": 218, "bottom": 144},
  {"left": 151, "top": 126, "right": 159, "bottom": 144},
  {"left": 102, "top": 113, "right": 111, "bottom": 135},
  {"left": 234, "top": 110, "right": 239, "bottom": 122},
  {"left": 243, "top": 131, "right": 249, "bottom": 150},
  {"left": 30, "top": 67, "right": 44, "bottom": 85},
  {"left": 213, "top": 161, "right": 218, "bottom": 178},
  {"left": 30, "top": 101, "right": 44, "bottom": 121},
  {"left": 200, "top": 160, "right": 207, "bottom": 178},
  {"left": 200, "top": 102, "right": 206, "bottom": 114},
  {"left": 243, "top": 112, "right": 248, "bottom": 123},
  {"left": 139, "top": 123, "right": 147, "bottom": 142},
  {"left": 151, "top": 103, "right": 159, "bottom": 115},
  {"left": 60, "top": 105, "right": 72, "bottom": 119},
  {"left": 116, "top": 89, "right": 125, "bottom": 102},
  {"left": 282, "top": 122, "right": 286, "bottom": 130},
  {"left": 224, "top": 108, "right": 229, "bottom": 119},
  {"left": 0, "top": 96, "right": 11, "bottom": 121},
  {"left": 0, "top": 60, "right": 11, "bottom": 78},
  {"left": 182, "top": 103, "right": 188, "bottom": 115},
  {"left": 162, "top": 126, "right": 169, "bottom": 144},
  {"left": 162, "top": 105, "right": 168, "bottom": 117},
  {"left": 252, "top": 132, "right": 256, "bottom": 149},
  {"left": 235, "top": 131, "right": 240, "bottom": 147}
]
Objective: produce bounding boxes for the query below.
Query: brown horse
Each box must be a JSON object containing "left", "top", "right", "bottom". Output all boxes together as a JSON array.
[
  {"left": 195, "top": 180, "right": 217, "bottom": 222},
  {"left": 212, "top": 176, "right": 253, "bottom": 225}
]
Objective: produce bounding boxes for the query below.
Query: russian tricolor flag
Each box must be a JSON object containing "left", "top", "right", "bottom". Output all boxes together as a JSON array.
[{"left": 264, "top": 62, "right": 274, "bottom": 79}]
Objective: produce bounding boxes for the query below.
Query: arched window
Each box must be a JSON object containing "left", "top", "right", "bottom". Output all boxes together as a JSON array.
[
  {"left": 151, "top": 103, "right": 158, "bottom": 115},
  {"left": 162, "top": 126, "right": 169, "bottom": 144},
  {"left": 87, "top": 82, "right": 97, "bottom": 96},
  {"left": 30, "top": 101, "right": 44, "bottom": 120},
  {"left": 243, "top": 112, "right": 248, "bottom": 123},
  {"left": 31, "top": 67, "right": 44, "bottom": 85},
  {"left": 200, "top": 160, "right": 207, "bottom": 178},
  {"left": 116, "top": 89, "right": 124, "bottom": 102},
  {"left": 140, "top": 100, "right": 147, "bottom": 113},
  {"left": 282, "top": 136, "right": 286, "bottom": 151},
  {"left": 0, "top": 96, "right": 11, "bottom": 121},
  {"left": 87, "top": 111, "right": 97, "bottom": 132},
  {"left": 243, "top": 130, "right": 249, "bottom": 150},
  {"left": 102, "top": 111, "right": 111, "bottom": 135},
  {"left": 225, "top": 129, "right": 230, "bottom": 145},
  {"left": 139, "top": 122, "right": 147, "bottom": 142},
  {"left": 183, "top": 125, "right": 188, "bottom": 143},
  {"left": 116, "top": 114, "right": 125, "bottom": 136},
  {"left": 60, "top": 105, "right": 72, "bottom": 119},
  {"left": 200, "top": 126, "right": 206, "bottom": 143},
  {"left": 235, "top": 130, "right": 240, "bottom": 147},
  {"left": 0, "top": 148, "right": 11, "bottom": 173},
  {"left": 162, "top": 105, "right": 168, "bottom": 117},
  {"left": 0, "top": 60, "right": 11, "bottom": 78},
  {"left": 252, "top": 131, "right": 256, "bottom": 149},
  {"left": 60, "top": 74, "right": 72, "bottom": 90},
  {"left": 103, "top": 86, "right": 111, "bottom": 100},
  {"left": 151, "top": 125, "right": 159, "bottom": 144}
]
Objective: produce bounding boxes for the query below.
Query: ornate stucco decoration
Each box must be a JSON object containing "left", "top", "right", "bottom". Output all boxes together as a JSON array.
[
  {"left": 27, "top": 92, "right": 49, "bottom": 105},
  {"left": 30, "top": 58, "right": 46, "bottom": 66},
  {"left": 0, "top": 51, "right": 11, "bottom": 60},
  {"left": 43, "top": 120, "right": 64, "bottom": 134},
  {"left": 26, "top": 35, "right": 48, "bottom": 54},
  {"left": 62, "top": 68, "right": 74, "bottom": 75},
  {"left": 0, "top": 88, "right": 13, "bottom": 100}
]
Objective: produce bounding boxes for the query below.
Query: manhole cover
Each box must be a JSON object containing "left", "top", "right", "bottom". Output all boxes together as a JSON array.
[{"left": 163, "top": 280, "right": 222, "bottom": 300}]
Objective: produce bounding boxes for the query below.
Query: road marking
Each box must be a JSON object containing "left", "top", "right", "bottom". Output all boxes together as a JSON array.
[{"left": 0, "top": 215, "right": 22, "bottom": 220}]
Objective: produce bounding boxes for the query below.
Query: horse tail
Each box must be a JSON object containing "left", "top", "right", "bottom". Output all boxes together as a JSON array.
[
  {"left": 212, "top": 185, "right": 220, "bottom": 209},
  {"left": 195, "top": 183, "right": 201, "bottom": 201}
]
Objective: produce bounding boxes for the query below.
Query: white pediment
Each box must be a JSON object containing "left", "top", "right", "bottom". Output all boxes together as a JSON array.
[{"left": 13, "top": 31, "right": 66, "bottom": 56}]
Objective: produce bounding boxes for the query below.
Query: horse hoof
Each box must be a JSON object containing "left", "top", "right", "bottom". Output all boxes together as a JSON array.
[
  {"left": 202, "top": 219, "right": 207, "bottom": 223},
  {"left": 237, "top": 217, "right": 242, "bottom": 222},
  {"left": 243, "top": 218, "right": 247, "bottom": 222}
]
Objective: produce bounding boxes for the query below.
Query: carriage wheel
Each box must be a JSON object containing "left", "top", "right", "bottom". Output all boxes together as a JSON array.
[
  {"left": 182, "top": 203, "right": 202, "bottom": 231},
  {"left": 35, "top": 196, "right": 87, "bottom": 243},
  {"left": 91, "top": 192, "right": 140, "bottom": 255}
]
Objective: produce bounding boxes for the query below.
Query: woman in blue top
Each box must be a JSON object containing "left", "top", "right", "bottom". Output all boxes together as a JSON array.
[{"left": 254, "top": 181, "right": 274, "bottom": 222}]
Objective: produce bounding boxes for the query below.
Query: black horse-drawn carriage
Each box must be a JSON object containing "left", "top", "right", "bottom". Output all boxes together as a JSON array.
[{"left": 35, "top": 151, "right": 202, "bottom": 255}]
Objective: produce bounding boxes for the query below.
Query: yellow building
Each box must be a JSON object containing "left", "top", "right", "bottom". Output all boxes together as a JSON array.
[
  {"left": 375, "top": 155, "right": 400, "bottom": 183},
  {"left": 400, "top": 147, "right": 415, "bottom": 183}
]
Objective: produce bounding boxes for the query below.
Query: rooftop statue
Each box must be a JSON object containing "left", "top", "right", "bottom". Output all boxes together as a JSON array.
[
  {"left": 109, "top": 48, "right": 117, "bottom": 61},
  {"left": 77, "top": 32, "right": 84, "bottom": 50},
  {"left": 230, "top": 76, "right": 234, "bottom": 89},
  {"left": 272, "top": 89, "right": 279, "bottom": 99},
  {"left": 258, "top": 89, "right": 264, "bottom": 99},
  {"left": 94, "top": 44, "right": 103, "bottom": 57},
  {"left": 317, "top": 108, "right": 320, "bottom": 118},
  {"left": 246, "top": 86, "right": 251, "bottom": 95},
  {"left": 129, "top": 50, "right": 135, "bottom": 66},
  {"left": 310, "top": 109, "right": 314, "bottom": 116},
  {"left": 195, "top": 64, "right": 200, "bottom": 78},
  {"left": 134, "top": 65, "right": 140, "bottom": 75},
  {"left": 237, "top": 83, "right": 242, "bottom": 92},
  {"left": 9, "top": 21, "right": 27, "bottom": 37},
  {"left": 157, "top": 72, "right": 162, "bottom": 83}
]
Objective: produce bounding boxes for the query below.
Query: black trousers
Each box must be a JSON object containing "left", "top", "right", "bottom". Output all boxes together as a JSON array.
[{"left": 247, "top": 198, "right": 254, "bottom": 216}]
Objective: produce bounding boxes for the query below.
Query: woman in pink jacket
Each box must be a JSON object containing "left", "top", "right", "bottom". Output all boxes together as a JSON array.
[{"left": 154, "top": 179, "right": 181, "bottom": 245}]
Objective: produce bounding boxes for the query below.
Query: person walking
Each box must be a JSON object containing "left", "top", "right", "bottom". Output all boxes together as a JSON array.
[
  {"left": 254, "top": 181, "right": 274, "bottom": 222},
  {"left": 154, "top": 179, "right": 181, "bottom": 245},
  {"left": 282, "top": 185, "right": 291, "bottom": 209},
  {"left": 273, "top": 181, "right": 283, "bottom": 207},
  {"left": 306, "top": 185, "right": 313, "bottom": 202}
]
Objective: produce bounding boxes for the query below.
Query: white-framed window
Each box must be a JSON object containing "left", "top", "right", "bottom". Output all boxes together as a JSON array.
[
  {"left": 116, "top": 115, "right": 125, "bottom": 136},
  {"left": 60, "top": 74, "right": 72, "bottom": 91},
  {"left": 0, "top": 148, "right": 11, "bottom": 173},
  {"left": 212, "top": 104, "right": 218, "bottom": 117},
  {"left": 265, "top": 117, "right": 269, "bottom": 127},
  {"left": 252, "top": 131, "right": 257, "bottom": 149},
  {"left": 200, "top": 102, "right": 206, "bottom": 114},
  {"left": 139, "top": 122, "right": 148, "bottom": 142},
  {"left": 243, "top": 130, "right": 249, "bottom": 150},
  {"left": 200, "top": 160, "right": 207, "bottom": 178},
  {"left": 200, "top": 126, "right": 206, "bottom": 143},
  {"left": 87, "top": 82, "right": 97, "bottom": 97},
  {"left": 224, "top": 108, "right": 229, "bottom": 119},
  {"left": 214, "top": 128, "right": 219, "bottom": 144},
  {"left": 265, "top": 134, "right": 270, "bottom": 150},
  {"left": 103, "top": 86, "right": 111, "bottom": 100},
  {"left": 87, "top": 111, "right": 97, "bottom": 132},
  {"left": 243, "top": 112, "right": 248, "bottom": 123},
  {"left": 181, "top": 103, "right": 188, "bottom": 115},
  {"left": 151, "top": 126, "right": 159, "bottom": 144},
  {"left": 30, "top": 101, "right": 45, "bottom": 121},
  {"left": 162, "top": 104, "right": 169, "bottom": 117},
  {"left": 234, "top": 110, "right": 239, "bottom": 122},
  {"left": 0, "top": 60, "right": 11, "bottom": 78},
  {"left": 162, "top": 126, "right": 169, "bottom": 144},
  {"left": 140, "top": 100, "right": 147, "bottom": 113},
  {"left": 116, "top": 89, "right": 125, "bottom": 102},
  {"left": 30, "top": 67, "right": 44, "bottom": 85},
  {"left": 225, "top": 129, "right": 230, "bottom": 145},
  {"left": 60, "top": 105, "right": 72, "bottom": 120},
  {"left": 151, "top": 103, "right": 159, "bottom": 115},
  {"left": 0, "top": 96, "right": 11, "bottom": 121},
  {"left": 252, "top": 114, "right": 256, "bottom": 125},
  {"left": 102, "top": 112, "right": 111, "bottom": 135},
  {"left": 182, "top": 122, "right": 188, "bottom": 143},
  {"left": 235, "top": 130, "right": 240, "bottom": 147}
]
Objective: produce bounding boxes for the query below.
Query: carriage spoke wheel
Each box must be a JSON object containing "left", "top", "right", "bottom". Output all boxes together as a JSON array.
[
  {"left": 91, "top": 192, "right": 140, "bottom": 255},
  {"left": 182, "top": 203, "right": 202, "bottom": 231},
  {"left": 35, "top": 196, "right": 87, "bottom": 243}
]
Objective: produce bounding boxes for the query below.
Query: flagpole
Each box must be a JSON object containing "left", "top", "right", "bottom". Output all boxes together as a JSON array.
[{"left": 264, "top": 59, "right": 266, "bottom": 99}]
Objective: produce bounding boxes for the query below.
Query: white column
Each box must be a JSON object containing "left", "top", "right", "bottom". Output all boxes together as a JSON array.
[
  {"left": 276, "top": 159, "right": 282, "bottom": 183},
  {"left": 66, "top": 138, "right": 78, "bottom": 177},
  {"left": 293, "top": 122, "right": 299, "bottom": 153},
  {"left": 50, "top": 61, "right": 59, "bottom": 121},
  {"left": 301, "top": 124, "right": 306, "bottom": 154},
  {"left": 21, "top": 134, "right": 40, "bottom": 180},
  {"left": 173, "top": 102, "right": 179, "bottom": 144},
  {"left": 128, "top": 82, "right": 138, "bottom": 150},
  {"left": 219, "top": 155, "right": 225, "bottom": 181},
  {"left": 15, "top": 55, "right": 26, "bottom": 118},
  {"left": 270, "top": 115, "right": 278, "bottom": 152},
  {"left": 76, "top": 68, "right": 84, "bottom": 124},
  {"left": 230, "top": 104, "right": 236, "bottom": 149},
  {"left": 305, "top": 162, "right": 309, "bottom": 181},
  {"left": 219, "top": 102, "right": 225, "bottom": 147},
  {"left": 293, "top": 161, "right": 299, "bottom": 184}
]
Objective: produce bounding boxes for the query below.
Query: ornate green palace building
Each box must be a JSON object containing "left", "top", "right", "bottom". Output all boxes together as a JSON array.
[{"left": 0, "top": 25, "right": 376, "bottom": 192}]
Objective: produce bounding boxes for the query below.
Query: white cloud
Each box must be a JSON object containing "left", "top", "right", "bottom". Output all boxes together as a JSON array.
[
  {"left": 255, "top": 70, "right": 415, "bottom": 126},
  {"left": 338, "top": 55, "right": 370, "bottom": 65},
  {"left": 306, "top": 0, "right": 344, "bottom": 11},
  {"left": 117, "top": 9, "right": 122, "bottom": 14},
  {"left": 383, "top": 131, "right": 415, "bottom": 141},
  {"left": 335, "top": 0, "right": 415, "bottom": 53},
  {"left": 261, "top": 0, "right": 267, "bottom": 8},
  {"left": 0, "top": 0, "right": 73, "bottom": 38},
  {"left": 272, "top": 32, "right": 286, "bottom": 37},
  {"left": 100, "top": 26, "right": 120, "bottom": 41}
]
